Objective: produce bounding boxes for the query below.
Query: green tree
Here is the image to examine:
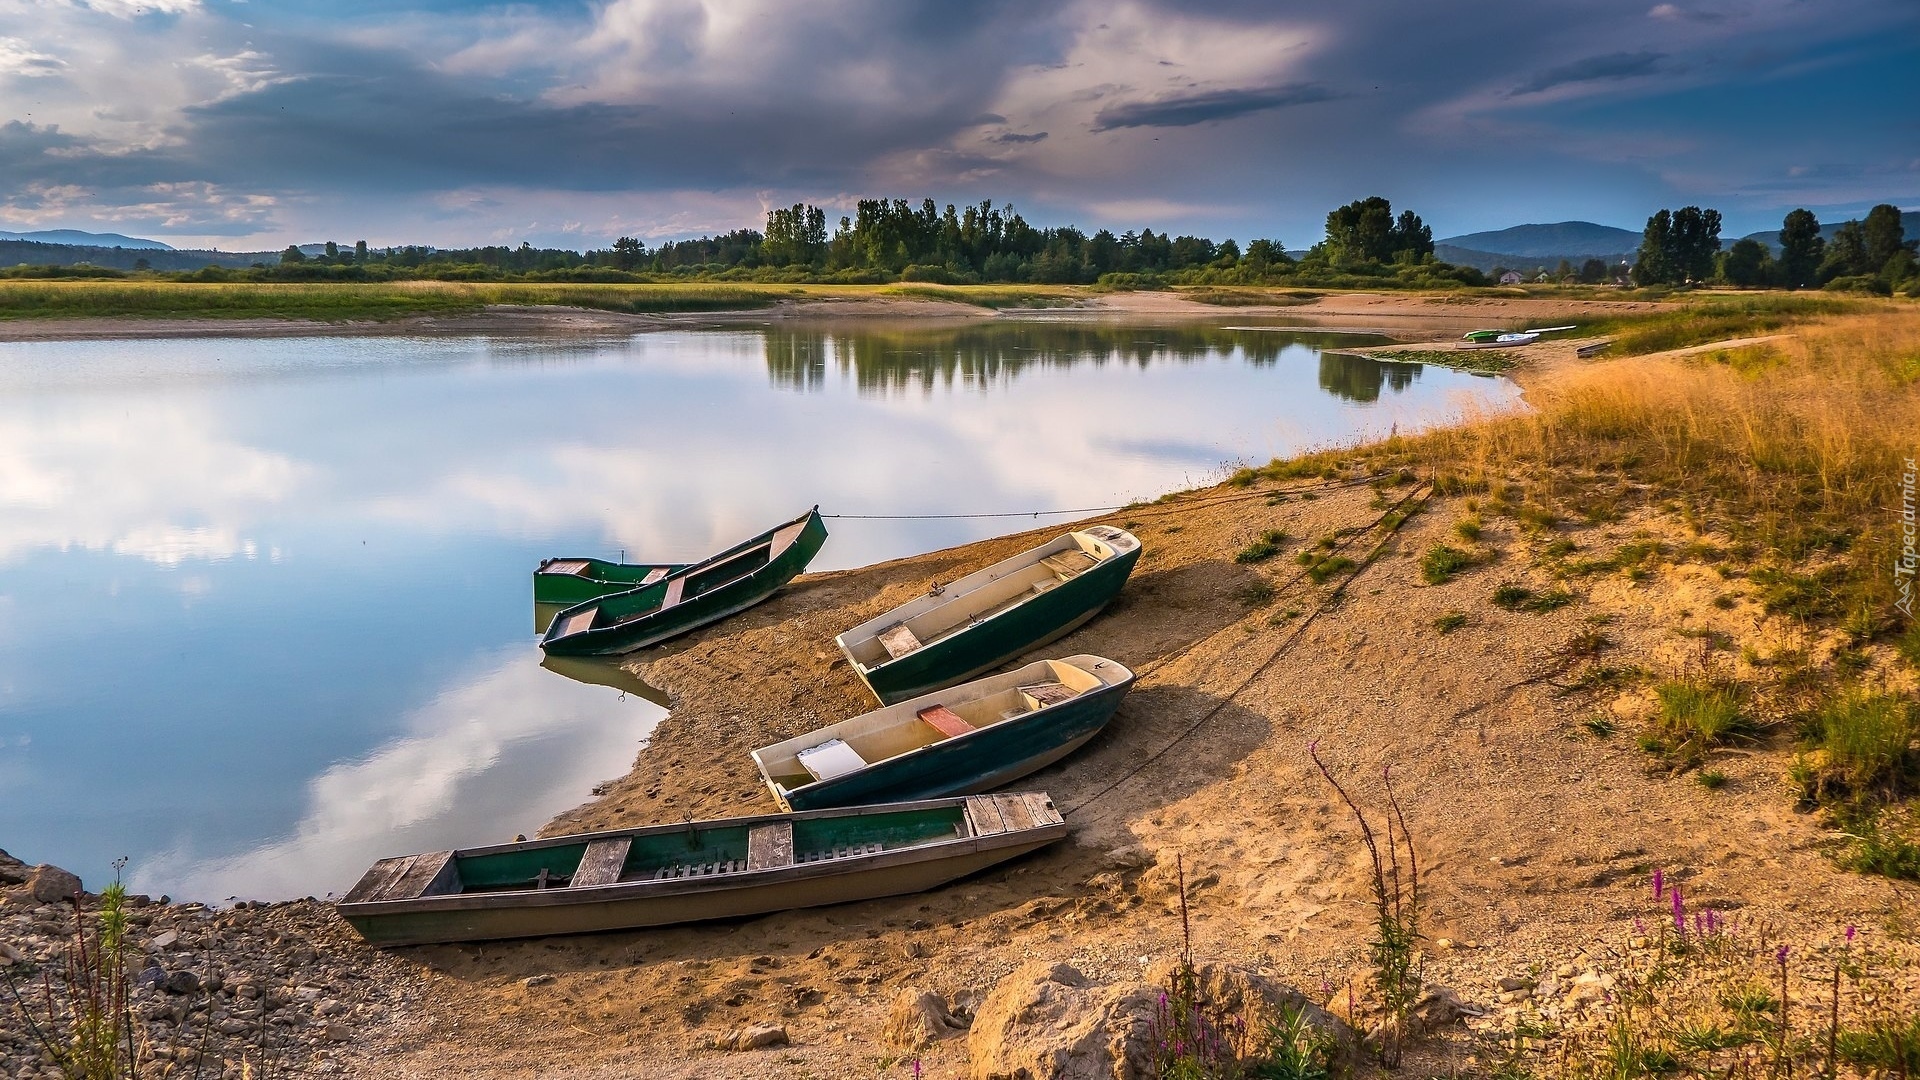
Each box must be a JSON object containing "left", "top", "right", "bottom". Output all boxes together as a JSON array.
[
  {"left": 610, "top": 236, "right": 645, "bottom": 271},
  {"left": 1777, "top": 208, "right": 1823, "bottom": 289},
  {"left": 1821, "top": 220, "right": 1869, "bottom": 280},
  {"left": 355, "top": 239, "right": 369, "bottom": 263},
  {"left": 1670, "top": 206, "right": 1722, "bottom": 282},
  {"left": 1862, "top": 203, "right": 1909, "bottom": 273},
  {"left": 323, "top": 240, "right": 339, "bottom": 263},
  {"left": 1324, "top": 197, "right": 1431, "bottom": 264},
  {"left": 1578, "top": 258, "right": 1608, "bottom": 284},
  {"left": 1631, "top": 209, "right": 1673, "bottom": 285},
  {"left": 1720, "top": 237, "right": 1772, "bottom": 287},
  {"left": 280, "top": 244, "right": 306, "bottom": 265}
]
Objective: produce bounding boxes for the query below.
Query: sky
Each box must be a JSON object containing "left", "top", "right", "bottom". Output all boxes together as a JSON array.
[{"left": 0, "top": 0, "right": 1914, "bottom": 252}]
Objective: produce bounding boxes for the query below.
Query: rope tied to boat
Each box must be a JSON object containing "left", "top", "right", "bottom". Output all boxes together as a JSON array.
[{"left": 817, "top": 473, "right": 1388, "bottom": 522}]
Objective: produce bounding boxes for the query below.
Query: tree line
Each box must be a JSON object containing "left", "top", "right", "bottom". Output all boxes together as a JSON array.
[{"left": 1629, "top": 203, "right": 1915, "bottom": 295}]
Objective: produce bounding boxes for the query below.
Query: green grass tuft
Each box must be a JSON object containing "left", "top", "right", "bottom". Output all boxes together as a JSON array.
[{"left": 1235, "top": 529, "right": 1290, "bottom": 564}]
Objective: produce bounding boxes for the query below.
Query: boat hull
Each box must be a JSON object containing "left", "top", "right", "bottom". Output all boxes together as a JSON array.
[
  {"left": 338, "top": 794, "right": 1065, "bottom": 946},
  {"left": 542, "top": 511, "right": 828, "bottom": 656},
  {"left": 853, "top": 543, "right": 1140, "bottom": 705},
  {"left": 533, "top": 560, "right": 689, "bottom": 606},
  {"left": 778, "top": 669, "right": 1132, "bottom": 811}
]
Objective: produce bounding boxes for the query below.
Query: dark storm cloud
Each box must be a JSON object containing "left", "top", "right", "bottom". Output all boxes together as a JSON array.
[
  {"left": 1090, "top": 83, "right": 1337, "bottom": 132},
  {"left": 1512, "top": 51, "right": 1670, "bottom": 95},
  {"left": 990, "top": 131, "right": 1048, "bottom": 144}
]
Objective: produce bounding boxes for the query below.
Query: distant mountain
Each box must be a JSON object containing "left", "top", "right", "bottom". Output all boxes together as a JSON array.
[
  {"left": 1742, "top": 210, "right": 1920, "bottom": 254},
  {"left": 1436, "top": 244, "right": 1632, "bottom": 275},
  {"left": 0, "top": 228, "right": 173, "bottom": 250},
  {"left": 1437, "top": 221, "right": 1641, "bottom": 259},
  {"left": 0, "top": 239, "right": 274, "bottom": 270}
]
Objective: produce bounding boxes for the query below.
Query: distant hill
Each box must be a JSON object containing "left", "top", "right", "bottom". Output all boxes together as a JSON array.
[
  {"left": 1437, "top": 221, "right": 1641, "bottom": 259},
  {"left": 0, "top": 239, "right": 273, "bottom": 271},
  {"left": 0, "top": 228, "right": 173, "bottom": 250},
  {"left": 1436, "top": 244, "right": 1632, "bottom": 275},
  {"left": 1742, "top": 210, "right": 1920, "bottom": 254}
]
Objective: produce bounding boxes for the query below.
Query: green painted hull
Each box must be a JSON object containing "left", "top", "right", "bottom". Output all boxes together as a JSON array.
[
  {"left": 338, "top": 793, "right": 1066, "bottom": 946},
  {"left": 855, "top": 544, "right": 1141, "bottom": 705},
  {"left": 541, "top": 509, "right": 828, "bottom": 657},
  {"left": 778, "top": 669, "right": 1133, "bottom": 811},
  {"left": 533, "top": 558, "right": 691, "bottom": 606}
]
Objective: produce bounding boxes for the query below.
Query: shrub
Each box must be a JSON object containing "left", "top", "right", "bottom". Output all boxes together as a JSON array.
[
  {"left": 1647, "top": 678, "right": 1755, "bottom": 766},
  {"left": 1795, "top": 691, "right": 1916, "bottom": 805},
  {"left": 1453, "top": 516, "right": 1483, "bottom": 542},
  {"left": 1420, "top": 544, "right": 1476, "bottom": 584},
  {"left": 1491, "top": 585, "right": 1575, "bottom": 612},
  {"left": 1433, "top": 612, "right": 1468, "bottom": 634},
  {"left": 1235, "top": 530, "right": 1289, "bottom": 564}
]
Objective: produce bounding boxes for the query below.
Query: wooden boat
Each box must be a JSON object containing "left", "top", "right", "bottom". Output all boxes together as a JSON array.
[
  {"left": 338, "top": 792, "right": 1066, "bottom": 946},
  {"left": 836, "top": 525, "right": 1141, "bottom": 705},
  {"left": 534, "top": 556, "right": 691, "bottom": 606},
  {"left": 752, "top": 655, "right": 1133, "bottom": 811},
  {"left": 542, "top": 508, "right": 828, "bottom": 656}
]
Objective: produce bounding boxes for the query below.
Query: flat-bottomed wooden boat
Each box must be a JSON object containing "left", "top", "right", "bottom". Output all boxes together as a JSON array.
[
  {"left": 837, "top": 525, "right": 1140, "bottom": 704},
  {"left": 338, "top": 793, "right": 1066, "bottom": 946},
  {"left": 534, "top": 556, "right": 691, "bottom": 606},
  {"left": 542, "top": 507, "right": 827, "bottom": 656},
  {"left": 752, "top": 655, "right": 1133, "bottom": 811}
]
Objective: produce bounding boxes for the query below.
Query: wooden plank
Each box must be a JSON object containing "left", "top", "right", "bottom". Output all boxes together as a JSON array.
[
  {"left": 571, "top": 838, "right": 630, "bottom": 887},
  {"left": 747, "top": 822, "right": 794, "bottom": 870},
  {"left": 341, "top": 856, "right": 413, "bottom": 905},
  {"left": 877, "top": 622, "right": 923, "bottom": 659},
  {"left": 1023, "top": 792, "right": 1063, "bottom": 826},
  {"left": 557, "top": 609, "right": 597, "bottom": 637},
  {"left": 382, "top": 851, "right": 457, "bottom": 902},
  {"left": 1040, "top": 550, "right": 1098, "bottom": 579},
  {"left": 540, "top": 560, "right": 592, "bottom": 575},
  {"left": 770, "top": 520, "right": 807, "bottom": 554},
  {"left": 965, "top": 796, "right": 1006, "bottom": 838},
  {"left": 916, "top": 704, "right": 974, "bottom": 739},
  {"left": 662, "top": 578, "right": 686, "bottom": 608},
  {"left": 994, "top": 793, "right": 1037, "bottom": 833},
  {"left": 639, "top": 567, "right": 669, "bottom": 586},
  {"left": 1018, "top": 682, "right": 1076, "bottom": 709}
]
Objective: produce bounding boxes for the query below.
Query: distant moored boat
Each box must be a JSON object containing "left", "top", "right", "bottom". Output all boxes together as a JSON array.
[{"left": 541, "top": 507, "right": 828, "bottom": 656}]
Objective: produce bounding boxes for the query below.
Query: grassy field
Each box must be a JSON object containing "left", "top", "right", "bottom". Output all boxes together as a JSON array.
[{"left": 0, "top": 280, "right": 1096, "bottom": 321}]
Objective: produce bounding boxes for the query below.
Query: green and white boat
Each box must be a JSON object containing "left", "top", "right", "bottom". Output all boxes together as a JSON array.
[
  {"left": 752, "top": 655, "right": 1134, "bottom": 811},
  {"left": 542, "top": 507, "right": 828, "bottom": 656},
  {"left": 534, "top": 556, "right": 692, "bottom": 606},
  {"left": 337, "top": 792, "right": 1066, "bottom": 946},
  {"left": 837, "top": 525, "right": 1141, "bottom": 705}
]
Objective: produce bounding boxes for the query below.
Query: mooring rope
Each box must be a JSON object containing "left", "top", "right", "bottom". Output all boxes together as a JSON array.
[
  {"left": 819, "top": 472, "right": 1389, "bottom": 522},
  {"left": 1061, "top": 479, "right": 1435, "bottom": 819}
]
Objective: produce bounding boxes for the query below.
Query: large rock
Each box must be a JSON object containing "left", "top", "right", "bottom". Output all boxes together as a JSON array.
[
  {"left": 884, "top": 988, "right": 967, "bottom": 1050},
  {"left": 26, "top": 864, "right": 82, "bottom": 903},
  {"left": 968, "top": 960, "right": 1343, "bottom": 1080},
  {"left": 0, "top": 848, "right": 28, "bottom": 886}
]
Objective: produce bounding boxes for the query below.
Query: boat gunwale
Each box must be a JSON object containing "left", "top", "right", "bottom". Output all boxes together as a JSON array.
[
  {"left": 339, "top": 795, "right": 1064, "bottom": 915},
  {"left": 834, "top": 526, "right": 1139, "bottom": 672},
  {"left": 750, "top": 655, "right": 1134, "bottom": 799}
]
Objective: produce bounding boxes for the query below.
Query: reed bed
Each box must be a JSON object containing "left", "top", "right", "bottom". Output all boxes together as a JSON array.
[{"left": 0, "top": 280, "right": 804, "bottom": 320}]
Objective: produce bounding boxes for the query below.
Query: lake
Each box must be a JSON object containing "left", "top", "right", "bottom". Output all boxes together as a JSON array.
[{"left": 0, "top": 318, "right": 1520, "bottom": 901}]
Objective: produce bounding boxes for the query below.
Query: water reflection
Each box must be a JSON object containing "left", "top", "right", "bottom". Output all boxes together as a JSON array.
[
  {"left": 538, "top": 654, "right": 672, "bottom": 709},
  {"left": 0, "top": 321, "right": 1520, "bottom": 900},
  {"left": 760, "top": 324, "right": 1397, "bottom": 396}
]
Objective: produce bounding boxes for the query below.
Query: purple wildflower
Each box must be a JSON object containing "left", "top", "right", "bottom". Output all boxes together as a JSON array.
[
  {"left": 1672, "top": 886, "right": 1685, "bottom": 933},
  {"left": 1845, "top": 924, "right": 1857, "bottom": 945},
  {"left": 1652, "top": 867, "right": 1665, "bottom": 900},
  {"left": 1776, "top": 944, "right": 1790, "bottom": 966},
  {"left": 912, "top": 1061, "right": 922, "bottom": 1080},
  {"left": 1634, "top": 917, "right": 1646, "bottom": 936}
]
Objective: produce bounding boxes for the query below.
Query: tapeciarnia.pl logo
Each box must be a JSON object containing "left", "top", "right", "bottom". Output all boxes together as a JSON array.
[{"left": 1899, "top": 456, "right": 1917, "bottom": 619}]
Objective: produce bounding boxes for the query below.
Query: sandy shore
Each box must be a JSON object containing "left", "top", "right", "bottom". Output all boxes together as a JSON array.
[{"left": 0, "top": 290, "right": 1662, "bottom": 342}]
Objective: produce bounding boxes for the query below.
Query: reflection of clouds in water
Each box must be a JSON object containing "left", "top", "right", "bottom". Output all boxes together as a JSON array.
[
  {"left": 134, "top": 647, "right": 665, "bottom": 901},
  {"left": 0, "top": 401, "right": 305, "bottom": 566}
]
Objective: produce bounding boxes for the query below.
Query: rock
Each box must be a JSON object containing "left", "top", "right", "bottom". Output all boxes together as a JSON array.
[
  {"left": 969, "top": 960, "right": 1343, "bottom": 1080},
  {"left": 149, "top": 930, "right": 178, "bottom": 951},
  {"left": 1414, "top": 985, "right": 1485, "bottom": 1029},
  {"left": 718, "top": 1023, "right": 788, "bottom": 1051},
  {"left": 135, "top": 965, "right": 167, "bottom": 991},
  {"left": 1104, "top": 845, "right": 1154, "bottom": 871},
  {"left": 1497, "top": 975, "right": 1532, "bottom": 992},
  {"left": 0, "top": 849, "right": 27, "bottom": 886},
  {"left": 26, "top": 865, "right": 82, "bottom": 904},
  {"left": 883, "top": 989, "right": 967, "bottom": 1050},
  {"left": 324, "top": 1023, "right": 352, "bottom": 1043},
  {"left": 163, "top": 970, "right": 203, "bottom": 996},
  {"left": 0, "top": 941, "right": 22, "bottom": 966},
  {"left": 523, "top": 974, "right": 554, "bottom": 988}
]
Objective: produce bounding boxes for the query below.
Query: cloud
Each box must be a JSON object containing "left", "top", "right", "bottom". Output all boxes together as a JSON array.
[
  {"left": 0, "top": 37, "right": 64, "bottom": 76},
  {"left": 1090, "top": 82, "right": 1336, "bottom": 131},
  {"left": 990, "top": 130, "right": 1048, "bottom": 144},
  {"left": 1512, "top": 51, "right": 1669, "bottom": 96}
]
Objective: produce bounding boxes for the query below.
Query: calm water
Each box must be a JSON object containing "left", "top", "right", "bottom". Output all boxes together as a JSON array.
[{"left": 0, "top": 320, "right": 1519, "bottom": 900}]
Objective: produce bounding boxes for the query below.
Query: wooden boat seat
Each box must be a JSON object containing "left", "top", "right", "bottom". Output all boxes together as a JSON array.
[
  {"left": 570, "top": 838, "right": 630, "bottom": 887},
  {"left": 747, "top": 822, "right": 794, "bottom": 870},
  {"left": 797, "top": 739, "right": 868, "bottom": 781},
  {"left": 916, "top": 705, "right": 975, "bottom": 739},
  {"left": 796, "top": 843, "right": 884, "bottom": 864},
  {"left": 639, "top": 567, "right": 669, "bottom": 586},
  {"left": 341, "top": 850, "right": 457, "bottom": 903},
  {"left": 540, "top": 560, "right": 592, "bottom": 576},
  {"left": 661, "top": 578, "right": 686, "bottom": 608},
  {"left": 1018, "top": 682, "right": 1077, "bottom": 709},
  {"left": 555, "top": 609, "right": 597, "bottom": 637},
  {"left": 1040, "top": 550, "right": 1099, "bottom": 579},
  {"left": 877, "top": 622, "right": 923, "bottom": 659}
]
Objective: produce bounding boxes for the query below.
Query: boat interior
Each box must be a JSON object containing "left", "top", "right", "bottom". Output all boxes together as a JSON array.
[
  {"left": 549, "top": 515, "right": 812, "bottom": 639},
  {"left": 838, "top": 526, "right": 1136, "bottom": 671},
  {"left": 754, "top": 658, "right": 1109, "bottom": 794},
  {"left": 349, "top": 805, "right": 975, "bottom": 902}
]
